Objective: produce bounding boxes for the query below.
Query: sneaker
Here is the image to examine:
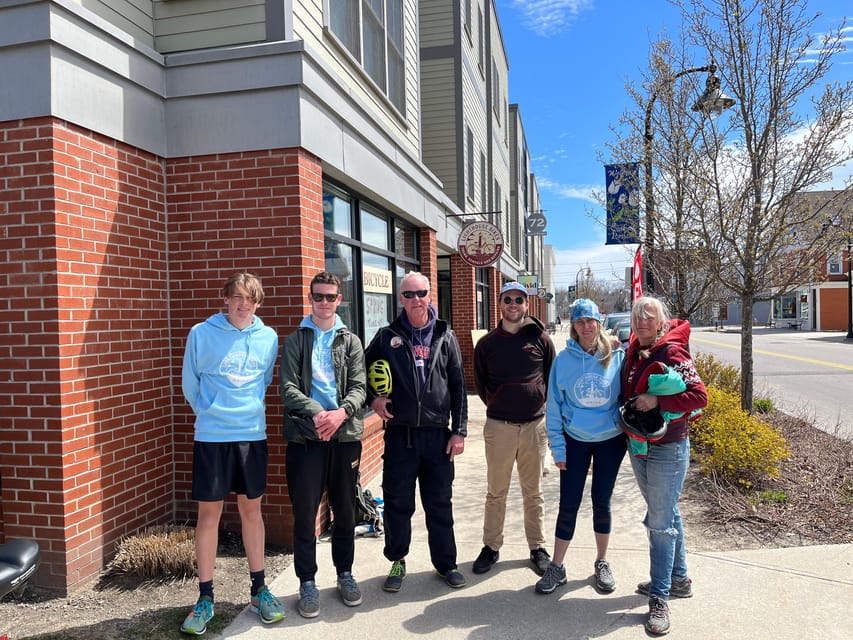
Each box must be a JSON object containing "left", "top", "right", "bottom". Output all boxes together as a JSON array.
[
  {"left": 645, "top": 595, "right": 671, "bottom": 635},
  {"left": 250, "top": 585, "right": 285, "bottom": 624},
  {"left": 337, "top": 571, "right": 363, "bottom": 607},
  {"left": 637, "top": 577, "right": 693, "bottom": 599},
  {"left": 472, "top": 545, "right": 499, "bottom": 574},
  {"left": 297, "top": 580, "right": 320, "bottom": 618},
  {"left": 180, "top": 596, "right": 214, "bottom": 635},
  {"left": 530, "top": 547, "right": 551, "bottom": 576},
  {"left": 383, "top": 560, "right": 407, "bottom": 592},
  {"left": 534, "top": 562, "right": 567, "bottom": 594},
  {"left": 593, "top": 558, "right": 616, "bottom": 593},
  {"left": 439, "top": 567, "right": 467, "bottom": 588}
]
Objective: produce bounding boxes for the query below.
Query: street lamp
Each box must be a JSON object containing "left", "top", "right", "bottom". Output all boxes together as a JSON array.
[
  {"left": 643, "top": 63, "right": 735, "bottom": 293},
  {"left": 847, "top": 237, "right": 852, "bottom": 339},
  {"left": 576, "top": 266, "right": 592, "bottom": 299}
]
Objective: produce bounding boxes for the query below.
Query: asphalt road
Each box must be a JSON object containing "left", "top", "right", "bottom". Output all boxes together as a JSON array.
[{"left": 690, "top": 326, "right": 853, "bottom": 441}]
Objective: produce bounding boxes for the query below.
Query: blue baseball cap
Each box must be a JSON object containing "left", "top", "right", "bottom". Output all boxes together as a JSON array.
[
  {"left": 500, "top": 281, "right": 528, "bottom": 297},
  {"left": 570, "top": 298, "right": 601, "bottom": 323}
]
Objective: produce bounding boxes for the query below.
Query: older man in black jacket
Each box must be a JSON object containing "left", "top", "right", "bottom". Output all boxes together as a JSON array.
[{"left": 365, "top": 271, "right": 468, "bottom": 593}]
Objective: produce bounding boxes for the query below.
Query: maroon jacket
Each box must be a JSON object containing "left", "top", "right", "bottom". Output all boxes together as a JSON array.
[
  {"left": 621, "top": 319, "right": 708, "bottom": 443},
  {"left": 473, "top": 316, "right": 555, "bottom": 422}
]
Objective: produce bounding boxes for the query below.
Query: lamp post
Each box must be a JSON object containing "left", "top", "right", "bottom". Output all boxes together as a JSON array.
[
  {"left": 847, "top": 237, "right": 852, "bottom": 339},
  {"left": 643, "top": 63, "right": 735, "bottom": 293},
  {"left": 576, "top": 266, "right": 592, "bottom": 299}
]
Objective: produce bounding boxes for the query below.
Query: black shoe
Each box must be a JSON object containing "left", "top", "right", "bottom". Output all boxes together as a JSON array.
[
  {"left": 439, "top": 567, "right": 466, "bottom": 588},
  {"left": 383, "top": 560, "right": 406, "bottom": 592},
  {"left": 472, "top": 545, "right": 499, "bottom": 574},
  {"left": 637, "top": 577, "right": 693, "bottom": 599},
  {"left": 529, "top": 547, "right": 551, "bottom": 576}
]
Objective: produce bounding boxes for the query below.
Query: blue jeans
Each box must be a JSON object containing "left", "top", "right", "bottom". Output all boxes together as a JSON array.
[{"left": 629, "top": 438, "right": 690, "bottom": 599}]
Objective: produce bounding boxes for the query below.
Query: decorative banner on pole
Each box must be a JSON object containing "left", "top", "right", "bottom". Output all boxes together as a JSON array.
[
  {"left": 605, "top": 163, "right": 640, "bottom": 245},
  {"left": 632, "top": 246, "right": 644, "bottom": 302}
]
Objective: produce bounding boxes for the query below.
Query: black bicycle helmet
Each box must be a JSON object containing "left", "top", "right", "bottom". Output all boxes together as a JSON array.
[{"left": 618, "top": 398, "right": 667, "bottom": 441}]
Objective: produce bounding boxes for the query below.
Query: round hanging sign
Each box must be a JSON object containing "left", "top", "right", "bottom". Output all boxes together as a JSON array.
[{"left": 457, "top": 221, "right": 504, "bottom": 268}]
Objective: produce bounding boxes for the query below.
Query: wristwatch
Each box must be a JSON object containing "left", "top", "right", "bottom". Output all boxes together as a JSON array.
[{"left": 342, "top": 403, "right": 353, "bottom": 418}]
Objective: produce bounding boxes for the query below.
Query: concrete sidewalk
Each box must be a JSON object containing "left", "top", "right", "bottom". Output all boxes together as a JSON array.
[{"left": 217, "top": 394, "right": 853, "bottom": 639}]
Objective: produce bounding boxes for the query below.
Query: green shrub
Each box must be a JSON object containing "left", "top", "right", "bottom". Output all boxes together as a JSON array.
[
  {"left": 693, "top": 352, "right": 741, "bottom": 395},
  {"left": 748, "top": 489, "right": 788, "bottom": 504},
  {"left": 753, "top": 398, "right": 775, "bottom": 413},
  {"left": 692, "top": 387, "right": 791, "bottom": 488}
]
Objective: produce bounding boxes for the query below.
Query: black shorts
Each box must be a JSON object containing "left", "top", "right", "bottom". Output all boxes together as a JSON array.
[{"left": 191, "top": 440, "right": 268, "bottom": 501}]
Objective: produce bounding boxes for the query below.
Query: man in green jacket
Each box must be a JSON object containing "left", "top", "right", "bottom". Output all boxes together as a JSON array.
[{"left": 280, "top": 271, "right": 367, "bottom": 619}]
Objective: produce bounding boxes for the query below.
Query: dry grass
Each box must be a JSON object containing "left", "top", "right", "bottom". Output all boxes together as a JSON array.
[
  {"left": 103, "top": 525, "right": 197, "bottom": 581},
  {"left": 683, "top": 410, "right": 853, "bottom": 548}
]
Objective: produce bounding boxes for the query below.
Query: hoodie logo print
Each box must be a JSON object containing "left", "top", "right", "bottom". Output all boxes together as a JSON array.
[
  {"left": 220, "top": 350, "right": 264, "bottom": 387},
  {"left": 573, "top": 372, "right": 611, "bottom": 408}
]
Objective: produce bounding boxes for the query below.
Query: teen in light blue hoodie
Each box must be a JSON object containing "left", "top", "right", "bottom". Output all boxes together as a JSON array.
[
  {"left": 179, "top": 273, "right": 284, "bottom": 635},
  {"left": 536, "top": 299, "right": 627, "bottom": 598},
  {"left": 182, "top": 310, "right": 278, "bottom": 442}
]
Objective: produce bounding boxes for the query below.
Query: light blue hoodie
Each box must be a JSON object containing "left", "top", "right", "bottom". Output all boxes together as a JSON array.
[
  {"left": 182, "top": 312, "right": 278, "bottom": 442},
  {"left": 545, "top": 338, "right": 624, "bottom": 463},
  {"left": 300, "top": 313, "right": 346, "bottom": 410}
]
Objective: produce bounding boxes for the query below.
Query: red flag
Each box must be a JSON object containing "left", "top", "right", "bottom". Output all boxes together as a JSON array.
[{"left": 632, "top": 247, "right": 643, "bottom": 302}]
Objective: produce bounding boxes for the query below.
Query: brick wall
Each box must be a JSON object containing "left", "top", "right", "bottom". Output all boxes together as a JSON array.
[
  {"left": 0, "top": 118, "right": 173, "bottom": 591},
  {"left": 449, "top": 255, "right": 476, "bottom": 389},
  {"left": 0, "top": 124, "right": 389, "bottom": 592}
]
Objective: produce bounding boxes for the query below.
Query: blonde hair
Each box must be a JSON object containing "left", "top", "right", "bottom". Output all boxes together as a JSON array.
[
  {"left": 222, "top": 273, "right": 264, "bottom": 304},
  {"left": 570, "top": 319, "right": 614, "bottom": 369},
  {"left": 630, "top": 296, "right": 671, "bottom": 355}
]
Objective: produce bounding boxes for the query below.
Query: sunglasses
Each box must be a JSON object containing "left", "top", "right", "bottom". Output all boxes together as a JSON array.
[
  {"left": 401, "top": 289, "right": 429, "bottom": 299},
  {"left": 502, "top": 296, "right": 526, "bottom": 305},
  {"left": 310, "top": 292, "right": 339, "bottom": 302}
]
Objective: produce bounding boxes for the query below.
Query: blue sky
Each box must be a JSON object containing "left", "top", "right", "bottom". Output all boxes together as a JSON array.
[{"left": 494, "top": 0, "right": 852, "bottom": 288}]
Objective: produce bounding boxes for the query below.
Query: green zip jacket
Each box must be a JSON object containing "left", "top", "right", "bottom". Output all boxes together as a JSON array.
[{"left": 280, "top": 325, "right": 367, "bottom": 443}]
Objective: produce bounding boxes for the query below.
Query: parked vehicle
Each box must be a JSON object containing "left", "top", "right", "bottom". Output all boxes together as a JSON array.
[
  {"left": 604, "top": 312, "right": 630, "bottom": 335},
  {"left": 616, "top": 325, "right": 631, "bottom": 350}
]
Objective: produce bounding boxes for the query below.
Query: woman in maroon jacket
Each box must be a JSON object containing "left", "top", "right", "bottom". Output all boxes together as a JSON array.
[{"left": 621, "top": 297, "right": 707, "bottom": 636}]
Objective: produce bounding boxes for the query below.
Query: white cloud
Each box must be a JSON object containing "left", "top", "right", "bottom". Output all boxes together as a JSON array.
[
  {"left": 508, "top": 0, "right": 595, "bottom": 37},
  {"left": 536, "top": 176, "right": 600, "bottom": 204}
]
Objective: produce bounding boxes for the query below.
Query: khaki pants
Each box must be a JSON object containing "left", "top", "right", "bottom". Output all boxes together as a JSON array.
[{"left": 482, "top": 416, "right": 548, "bottom": 551}]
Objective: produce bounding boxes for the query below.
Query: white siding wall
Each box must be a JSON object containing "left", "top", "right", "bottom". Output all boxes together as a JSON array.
[
  {"left": 461, "top": 1, "right": 488, "bottom": 214},
  {"left": 293, "top": 0, "right": 421, "bottom": 155},
  {"left": 488, "top": 0, "right": 509, "bottom": 242}
]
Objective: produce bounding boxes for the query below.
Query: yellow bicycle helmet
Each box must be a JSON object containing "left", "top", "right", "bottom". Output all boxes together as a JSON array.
[{"left": 367, "top": 359, "right": 392, "bottom": 396}]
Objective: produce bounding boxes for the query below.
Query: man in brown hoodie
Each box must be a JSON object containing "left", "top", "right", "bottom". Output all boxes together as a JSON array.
[{"left": 472, "top": 281, "right": 556, "bottom": 576}]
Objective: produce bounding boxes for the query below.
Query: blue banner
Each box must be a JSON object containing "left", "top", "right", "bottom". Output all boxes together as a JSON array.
[{"left": 605, "top": 163, "right": 640, "bottom": 244}]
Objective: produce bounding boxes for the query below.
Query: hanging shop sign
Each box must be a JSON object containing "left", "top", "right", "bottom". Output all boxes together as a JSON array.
[{"left": 457, "top": 221, "right": 504, "bottom": 268}]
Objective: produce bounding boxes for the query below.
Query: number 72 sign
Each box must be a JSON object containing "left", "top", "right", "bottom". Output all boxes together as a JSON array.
[{"left": 525, "top": 213, "right": 547, "bottom": 236}]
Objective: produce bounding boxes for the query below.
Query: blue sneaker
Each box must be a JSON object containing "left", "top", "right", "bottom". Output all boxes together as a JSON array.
[
  {"left": 180, "top": 596, "right": 213, "bottom": 635},
  {"left": 250, "top": 585, "right": 285, "bottom": 624}
]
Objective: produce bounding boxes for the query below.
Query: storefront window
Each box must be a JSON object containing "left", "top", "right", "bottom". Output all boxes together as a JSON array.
[
  {"left": 323, "top": 181, "right": 418, "bottom": 345},
  {"left": 362, "top": 208, "right": 389, "bottom": 250}
]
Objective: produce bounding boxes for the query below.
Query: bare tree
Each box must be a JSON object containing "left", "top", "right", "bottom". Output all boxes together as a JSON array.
[
  {"left": 605, "top": 36, "right": 724, "bottom": 322},
  {"left": 677, "top": 0, "right": 853, "bottom": 410}
]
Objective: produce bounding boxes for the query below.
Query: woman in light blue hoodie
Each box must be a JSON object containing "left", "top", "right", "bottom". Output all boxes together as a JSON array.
[
  {"left": 180, "top": 273, "right": 284, "bottom": 634},
  {"left": 534, "top": 299, "right": 626, "bottom": 597}
]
